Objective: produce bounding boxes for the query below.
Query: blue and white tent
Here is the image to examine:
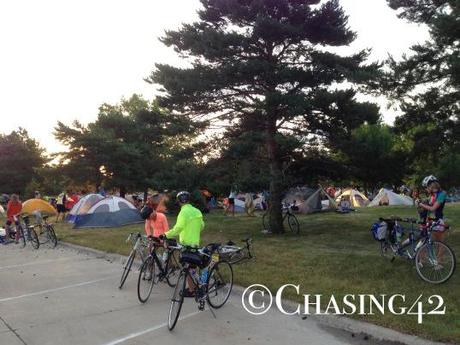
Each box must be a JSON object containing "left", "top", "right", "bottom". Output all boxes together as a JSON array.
[
  {"left": 73, "top": 196, "right": 143, "bottom": 229},
  {"left": 67, "top": 194, "right": 105, "bottom": 223}
]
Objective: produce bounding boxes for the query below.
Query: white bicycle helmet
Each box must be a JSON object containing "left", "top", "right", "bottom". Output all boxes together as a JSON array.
[{"left": 422, "top": 175, "right": 438, "bottom": 187}]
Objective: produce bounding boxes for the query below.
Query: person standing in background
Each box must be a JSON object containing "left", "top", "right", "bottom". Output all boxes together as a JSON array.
[
  {"left": 56, "top": 191, "right": 67, "bottom": 222},
  {"left": 226, "top": 188, "right": 236, "bottom": 216}
]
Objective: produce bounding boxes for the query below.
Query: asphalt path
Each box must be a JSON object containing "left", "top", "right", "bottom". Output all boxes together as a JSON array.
[{"left": 0, "top": 244, "right": 440, "bottom": 345}]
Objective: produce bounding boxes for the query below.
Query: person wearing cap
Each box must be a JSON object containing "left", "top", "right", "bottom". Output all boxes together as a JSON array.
[{"left": 163, "top": 191, "right": 204, "bottom": 247}]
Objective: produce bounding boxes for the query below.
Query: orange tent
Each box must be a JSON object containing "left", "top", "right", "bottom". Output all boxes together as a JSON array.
[{"left": 21, "top": 199, "right": 57, "bottom": 215}]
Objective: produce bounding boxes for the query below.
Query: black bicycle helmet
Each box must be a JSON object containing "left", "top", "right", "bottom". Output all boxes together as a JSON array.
[{"left": 176, "top": 191, "right": 191, "bottom": 204}]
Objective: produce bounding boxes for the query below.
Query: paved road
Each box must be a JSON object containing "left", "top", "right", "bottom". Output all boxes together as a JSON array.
[{"left": 0, "top": 244, "right": 425, "bottom": 345}]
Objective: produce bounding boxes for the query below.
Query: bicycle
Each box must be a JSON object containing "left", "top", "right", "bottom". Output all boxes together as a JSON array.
[
  {"left": 168, "top": 243, "right": 233, "bottom": 330},
  {"left": 262, "top": 202, "right": 300, "bottom": 234},
  {"left": 119, "top": 233, "right": 148, "bottom": 289},
  {"left": 9, "top": 216, "right": 40, "bottom": 249},
  {"left": 137, "top": 237, "right": 182, "bottom": 303},
  {"left": 218, "top": 238, "right": 254, "bottom": 265},
  {"left": 35, "top": 215, "right": 58, "bottom": 248},
  {"left": 379, "top": 217, "right": 456, "bottom": 284}
]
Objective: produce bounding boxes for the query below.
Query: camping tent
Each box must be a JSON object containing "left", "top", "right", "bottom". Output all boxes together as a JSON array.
[
  {"left": 67, "top": 194, "right": 105, "bottom": 223},
  {"left": 303, "top": 187, "right": 337, "bottom": 213},
  {"left": 336, "top": 189, "right": 369, "bottom": 208},
  {"left": 283, "top": 186, "right": 337, "bottom": 214},
  {"left": 368, "top": 188, "right": 413, "bottom": 207},
  {"left": 21, "top": 199, "right": 57, "bottom": 215},
  {"left": 73, "top": 196, "right": 143, "bottom": 228}
]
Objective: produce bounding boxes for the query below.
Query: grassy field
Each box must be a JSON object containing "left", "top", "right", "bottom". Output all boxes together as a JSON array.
[{"left": 3, "top": 205, "right": 459, "bottom": 343}]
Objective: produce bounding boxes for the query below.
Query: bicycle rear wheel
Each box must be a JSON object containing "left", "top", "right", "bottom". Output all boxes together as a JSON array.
[
  {"left": 119, "top": 250, "right": 135, "bottom": 289},
  {"left": 287, "top": 214, "right": 300, "bottom": 234},
  {"left": 166, "top": 249, "right": 181, "bottom": 287},
  {"left": 46, "top": 225, "right": 58, "bottom": 248},
  {"left": 207, "top": 261, "right": 233, "bottom": 309},
  {"left": 137, "top": 256, "right": 156, "bottom": 303},
  {"left": 17, "top": 227, "right": 26, "bottom": 248},
  {"left": 415, "top": 241, "right": 456, "bottom": 284},
  {"left": 29, "top": 228, "right": 40, "bottom": 249},
  {"left": 168, "top": 270, "right": 186, "bottom": 331}
]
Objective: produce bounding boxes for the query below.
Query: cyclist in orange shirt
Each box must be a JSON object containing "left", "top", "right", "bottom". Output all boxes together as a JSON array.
[{"left": 5, "top": 194, "right": 22, "bottom": 243}]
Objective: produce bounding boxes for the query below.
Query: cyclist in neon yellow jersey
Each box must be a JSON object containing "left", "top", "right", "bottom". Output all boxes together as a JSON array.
[
  {"left": 163, "top": 191, "right": 205, "bottom": 297},
  {"left": 164, "top": 191, "right": 204, "bottom": 247}
]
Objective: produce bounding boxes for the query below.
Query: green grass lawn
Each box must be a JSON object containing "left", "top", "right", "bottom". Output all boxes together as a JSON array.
[{"left": 4, "top": 205, "right": 459, "bottom": 343}]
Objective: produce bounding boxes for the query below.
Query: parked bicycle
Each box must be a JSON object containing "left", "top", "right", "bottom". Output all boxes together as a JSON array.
[
  {"left": 375, "top": 217, "right": 456, "bottom": 284},
  {"left": 35, "top": 215, "right": 58, "bottom": 248},
  {"left": 262, "top": 202, "right": 299, "bottom": 234},
  {"left": 168, "top": 243, "right": 233, "bottom": 330},
  {"left": 218, "top": 238, "right": 254, "bottom": 264},
  {"left": 8, "top": 215, "right": 40, "bottom": 249},
  {"left": 119, "top": 233, "right": 148, "bottom": 289},
  {"left": 137, "top": 237, "right": 182, "bottom": 303}
]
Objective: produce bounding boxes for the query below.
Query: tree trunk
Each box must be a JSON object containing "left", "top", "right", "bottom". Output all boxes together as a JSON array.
[
  {"left": 266, "top": 119, "right": 284, "bottom": 233},
  {"left": 120, "top": 186, "right": 126, "bottom": 198}
]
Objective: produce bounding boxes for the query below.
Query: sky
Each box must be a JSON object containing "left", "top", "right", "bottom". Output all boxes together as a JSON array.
[{"left": 0, "top": 0, "right": 429, "bottom": 153}]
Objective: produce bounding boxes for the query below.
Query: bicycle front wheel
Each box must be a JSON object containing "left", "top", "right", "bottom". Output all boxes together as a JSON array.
[
  {"left": 137, "top": 257, "right": 156, "bottom": 303},
  {"left": 166, "top": 249, "right": 181, "bottom": 288},
  {"left": 287, "top": 214, "right": 300, "bottom": 234},
  {"left": 415, "top": 241, "right": 456, "bottom": 284},
  {"left": 119, "top": 251, "right": 135, "bottom": 289},
  {"left": 29, "top": 228, "right": 40, "bottom": 249},
  {"left": 207, "top": 261, "right": 233, "bottom": 309},
  {"left": 168, "top": 270, "right": 186, "bottom": 331}
]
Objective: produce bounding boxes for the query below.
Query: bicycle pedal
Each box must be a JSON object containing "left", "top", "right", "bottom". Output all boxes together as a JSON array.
[{"left": 199, "top": 300, "right": 205, "bottom": 311}]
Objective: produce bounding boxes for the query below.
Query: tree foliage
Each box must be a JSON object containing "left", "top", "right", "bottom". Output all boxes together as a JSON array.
[
  {"left": 150, "top": 0, "right": 380, "bottom": 232},
  {"left": 386, "top": 0, "right": 460, "bottom": 172},
  {"left": 54, "top": 95, "right": 203, "bottom": 193},
  {"left": 0, "top": 128, "right": 46, "bottom": 196}
]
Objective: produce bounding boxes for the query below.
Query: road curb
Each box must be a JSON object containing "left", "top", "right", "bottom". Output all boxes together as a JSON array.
[{"left": 59, "top": 241, "right": 447, "bottom": 345}]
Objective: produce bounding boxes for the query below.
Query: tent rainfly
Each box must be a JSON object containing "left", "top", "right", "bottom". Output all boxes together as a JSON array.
[
  {"left": 67, "top": 194, "right": 105, "bottom": 223},
  {"left": 73, "top": 196, "right": 143, "bottom": 228},
  {"left": 368, "top": 189, "right": 414, "bottom": 207}
]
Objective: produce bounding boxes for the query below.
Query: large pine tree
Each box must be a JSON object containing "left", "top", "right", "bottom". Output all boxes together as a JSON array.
[{"left": 150, "top": 0, "right": 379, "bottom": 233}]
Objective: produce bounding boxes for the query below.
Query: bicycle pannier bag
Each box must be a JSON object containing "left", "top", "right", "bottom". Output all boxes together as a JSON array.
[{"left": 371, "top": 221, "right": 387, "bottom": 241}]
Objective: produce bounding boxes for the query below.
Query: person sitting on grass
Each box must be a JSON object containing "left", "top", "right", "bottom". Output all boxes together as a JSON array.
[
  {"left": 337, "top": 196, "right": 353, "bottom": 213},
  {"left": 161, "top": 191, "right": 204, "bottom": 297},
  {"left": 4, "top": 194, "right": 22, "bottom": 244}
]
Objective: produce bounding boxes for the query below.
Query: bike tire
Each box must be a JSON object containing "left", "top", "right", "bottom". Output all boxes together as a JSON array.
[
  {"left": 119, "top": 251, "right": 135, "bottom": 289},
  {"left": 380, "top": 241, "right": 395, "bottom": 260},
  {"left": 166, "top": 250, "right": 181, "bottom": 288},
  {"left": 137, "top": 256, "right": 155, "bottom": 303},
  {"left": 207, "top": 261, "right": 233, "bottom": 309},
  {"left": 17, "top": 227, "right": 26, "bottom": 248},
  {"left": 415, "top": 241, "right": 456, "bottom": 284},
  {"left": 168, "top": 270, "right": 186, "bottom": 331},
  {"left": 29, "top": 228, "right": 40, "bottom": 249},
  {"left": 287, "top": 214, "right": 300, "bottom": 234},
  {"left": 46, "top": 225, "right": 58, "bottom": 248}
]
